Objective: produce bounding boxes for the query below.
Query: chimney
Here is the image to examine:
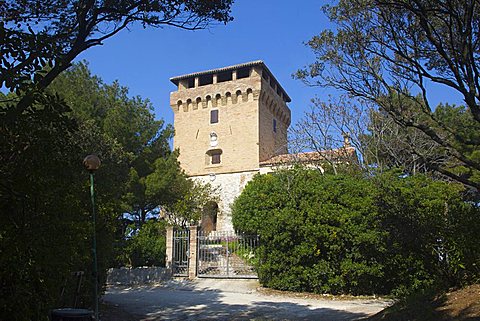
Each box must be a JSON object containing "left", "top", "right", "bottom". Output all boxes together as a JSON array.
[{"left": 342, "top": 132, "right": 351, "bottom": 148}]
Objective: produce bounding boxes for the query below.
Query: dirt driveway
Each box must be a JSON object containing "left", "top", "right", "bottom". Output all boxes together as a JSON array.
[{"left": 102, "top": 279, "right": 389, "bottom": 321}]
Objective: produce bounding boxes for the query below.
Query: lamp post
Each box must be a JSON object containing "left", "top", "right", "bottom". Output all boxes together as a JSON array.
[{"left": 83, "top": 155, "right": 101, "bottom": 321}]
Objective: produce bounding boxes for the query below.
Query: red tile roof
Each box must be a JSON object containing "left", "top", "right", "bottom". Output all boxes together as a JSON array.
[{"left": 259, "top": 147, "right": 357, "bottom": 166}]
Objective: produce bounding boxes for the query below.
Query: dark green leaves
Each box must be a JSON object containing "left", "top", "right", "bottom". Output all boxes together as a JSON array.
[{"left": 232, "top": 168, "right": 480, "bottom": 295}]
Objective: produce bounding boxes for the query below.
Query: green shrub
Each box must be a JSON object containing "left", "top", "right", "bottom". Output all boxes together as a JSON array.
[
  {"left": 232, "top": 168, "right": 480, "bottom": 296},
  {"left": 233, "top": 169, "right": 386, "bottom": 294},
  {"left": 375, "top": 172, "right": 480, "bottom": 291},
  {"left": 120, "top": 220, "right": 167, "bottom": 267},
  {"left": 0, "top": 99, "right": 126, "bottom": 320}
]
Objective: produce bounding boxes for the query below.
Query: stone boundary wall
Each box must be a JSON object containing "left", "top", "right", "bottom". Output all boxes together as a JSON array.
[{"left": 107, "top": 267, "right": 171, "bottom": 285}]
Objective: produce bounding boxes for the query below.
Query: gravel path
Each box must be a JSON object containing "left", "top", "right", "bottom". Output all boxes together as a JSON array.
[{"left": 102, "top": 279, "right": 389, "bottom": 321}]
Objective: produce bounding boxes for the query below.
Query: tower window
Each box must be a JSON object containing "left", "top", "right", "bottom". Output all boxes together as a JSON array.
[
  {"left": 206, "top": 149, "right": 222, "bottom": 165},
  {"left": 210, "top": 109, "right": 219, "bottom": 124},
  {"left": 199, "top": 74, "right": 213, "bottom": 86},
  {"left": 187, "top": 78, "right": 195, "bottom": 88},
  {"left": 217, "top": 71, "right": 232, "bottom": 83},
  {"left": 211, "top": 152, "right": 221, "bottom": 164},
  {"left": 273, "top": 119, "right": 277, "bottom": 133},
  {"left": 236, "top": 67, "right": 250, "bottom": 79}
]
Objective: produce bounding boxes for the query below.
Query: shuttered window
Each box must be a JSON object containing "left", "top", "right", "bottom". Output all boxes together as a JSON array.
[
  {"left": 210, "top": 110, "right": 219, "bottom": 124},
  {"left": 211, "top": 152, "right": 221, "bottom": 164}
]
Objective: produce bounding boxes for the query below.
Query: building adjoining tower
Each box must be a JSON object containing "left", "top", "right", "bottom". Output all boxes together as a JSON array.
[{"left": 169, "top": 61, "right": 291, "bottom": 232}]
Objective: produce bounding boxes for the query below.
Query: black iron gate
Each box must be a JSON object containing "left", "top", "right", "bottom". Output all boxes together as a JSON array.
[
  {"left": 197, "top": 231, "right": 258, "bottom": 278},
  {"left": 172, "top": 229, "right": 189, "bottom": 276}
]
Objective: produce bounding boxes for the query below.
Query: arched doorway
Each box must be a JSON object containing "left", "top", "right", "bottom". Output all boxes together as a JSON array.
[{"left": 201, "top": 202, "right": 218, "bottom": 234}]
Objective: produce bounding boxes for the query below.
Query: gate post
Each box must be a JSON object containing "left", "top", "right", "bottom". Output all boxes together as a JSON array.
[
  {"left": 165, "top": 227, "right": 174, "bottom": 275},
  {"left": 188, "top": 225, "right": 199, "bottom": 279}
]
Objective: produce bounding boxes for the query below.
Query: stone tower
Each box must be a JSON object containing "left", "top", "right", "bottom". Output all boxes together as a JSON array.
[{"left": 169, "top": 61, "right": 291, "bottom": 231}]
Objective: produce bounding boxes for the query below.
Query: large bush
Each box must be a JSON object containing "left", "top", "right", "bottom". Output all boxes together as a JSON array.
[
  {"left": 232, "top": 169, "right": 480, "bottom": 295},
  {"left": 0, "top": 96, "right": 127, "bottom": 320},
  {"left": 116, "top": 220, "right": 167, "bottom": 267},
  {"left": 376, "top": 172, "right": 480, "bottom": 294}
]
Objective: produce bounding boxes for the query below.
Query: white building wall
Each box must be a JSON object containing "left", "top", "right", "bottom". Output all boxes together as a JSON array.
[{"left": 192, "top": 170, "right": 259, "bottom": 231}]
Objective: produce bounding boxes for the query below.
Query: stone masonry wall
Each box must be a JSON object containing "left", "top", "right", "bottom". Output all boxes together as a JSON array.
[
  {"left": 107, "top": 267, "right": 171, "bottom": 285},
  {"left": 258, "top": 79, "right": 290, "bottom": 161},
  {"left": 170, "top": 69, "right": 262, "bottom": 176},
  {"left": 192, "top": 170, "right": 258, "bottom": 231}
]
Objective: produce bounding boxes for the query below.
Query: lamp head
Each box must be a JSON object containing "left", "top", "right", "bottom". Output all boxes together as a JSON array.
[{"left": 83, "top": 155, "right": 101, "bottom": 172}]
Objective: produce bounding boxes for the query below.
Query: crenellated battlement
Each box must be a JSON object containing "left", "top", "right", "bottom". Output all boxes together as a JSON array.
[
  {"left": 170, "top": 86, "right": 290, "bottom": 126},
  {"left": 170, "top": 87, "right": 257, "bottom": 112}
]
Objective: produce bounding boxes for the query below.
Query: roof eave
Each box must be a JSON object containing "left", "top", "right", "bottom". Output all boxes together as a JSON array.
[
  {"left": 169, "top": 60, "right": 264, "bottom": 84},
  {"left": 169, "top": 60, "right": 292, "bottom": 103}
]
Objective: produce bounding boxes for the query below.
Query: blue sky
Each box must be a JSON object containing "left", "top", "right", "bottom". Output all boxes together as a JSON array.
[
  {"left": 76, "top": 0, "right": 464, "bottom": 129},
  {"left": 75, "top": 0, "right": 332, "bottom": 127}
]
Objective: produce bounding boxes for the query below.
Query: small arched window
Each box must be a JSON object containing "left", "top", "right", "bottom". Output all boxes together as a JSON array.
[
  {"left": 196, "top": 97, "right": 202, "bottom": 109},
  {"left": 246, "top": 88, "right": 253, "bottom": 101},
  {"left": 235, "top": 90, "right": 242, "bottom": 103},
  {"left": 215, "top": 93, "right": 222, "bottom": 106}
]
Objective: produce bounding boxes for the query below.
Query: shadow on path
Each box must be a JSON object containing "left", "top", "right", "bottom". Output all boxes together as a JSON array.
[{"left": 103, "top": 280, "right": 386, "bottom": 321}]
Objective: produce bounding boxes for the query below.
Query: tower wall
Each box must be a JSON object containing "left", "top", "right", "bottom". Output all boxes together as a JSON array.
[
  {"left": 170, "top": 67, "right": 263, "bottom": 176},
  {"left": 258, "top": 77, "right": 290, "bottom": 161},
  {"left": 169, "top": 61, "right": 292, "bottom": 231}
]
